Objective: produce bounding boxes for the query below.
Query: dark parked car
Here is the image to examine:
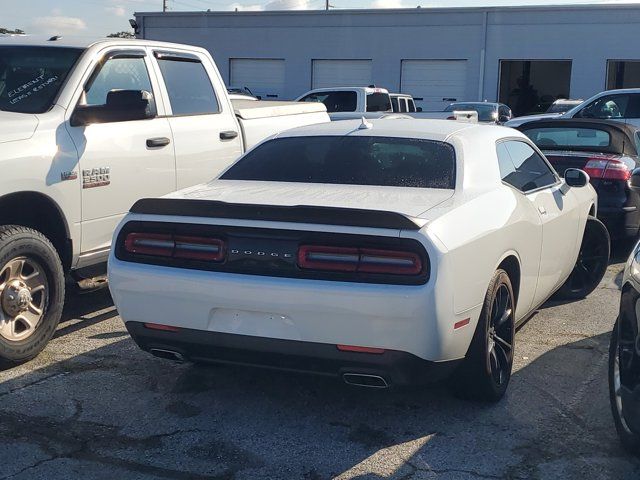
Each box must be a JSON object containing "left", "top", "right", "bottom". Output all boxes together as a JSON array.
[
  {"left": 518, "top": 118, "right": 640, "bottom": 237},
  {"left": 444, "top": 102, "right": 512, "bottom": 124},
  {"left": 609, "top": 243, "right": 640, "bottom": 454}
]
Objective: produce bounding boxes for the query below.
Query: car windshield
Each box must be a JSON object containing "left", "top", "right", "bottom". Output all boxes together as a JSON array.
[
  {"left": 522, "top": 127, "right": 612, "bottom": 149},
  {"left": 0, "top": 46, "right": 83, "bottom": 114},
  {"left": 546, "top": 102, "right": 580, "bottom": 114},
  {"left": 221, "top": 136, "right": 456, "bottom": 189},
  {"left": 444, "top": 103, "right": 496, "bottom": 122}
]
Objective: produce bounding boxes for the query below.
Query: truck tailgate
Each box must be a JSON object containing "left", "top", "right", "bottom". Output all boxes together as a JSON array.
[{"left": 232, "top": 100, "right": 329, "bottom": 150}]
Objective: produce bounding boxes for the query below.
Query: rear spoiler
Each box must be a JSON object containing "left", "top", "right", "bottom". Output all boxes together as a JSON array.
[{"left": 130, "top": 198, "right": 423, "bottom": 231}]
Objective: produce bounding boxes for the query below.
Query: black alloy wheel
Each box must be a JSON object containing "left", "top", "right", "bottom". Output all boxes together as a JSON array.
[
  {"left": 609, "top": 318, "right": 640, "bottom": 454},
  {"left": 555, "top": 216, "right": 610, "bottom": 300},
  {"left": 452, "top": 269, "right": 515, "bottom": 402}
]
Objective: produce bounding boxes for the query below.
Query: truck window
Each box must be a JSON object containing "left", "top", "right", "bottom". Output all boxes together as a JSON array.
[
  {"left": 408, "top": 99, "right": 416, "bottom": 113},
  {"left": 299, "top": 91, "right": 357, "bottom": 112},
  {"left": 84, "top": 56, "right": 153, "bottom": 107},
  {"left": 390, "top": 96, "right": 399, "bottom": 112},
  {"left": 157, "top": 58, "right": 219, "bottom": 115},
  {"left": 0, "top": 46, "right": 83, "bottom": 114},
  {"left": 366, "top": 92, "right": 392, "bottom": 112}
]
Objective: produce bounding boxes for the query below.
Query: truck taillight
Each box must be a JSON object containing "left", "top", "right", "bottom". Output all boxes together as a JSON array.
[
  {"left": 124, "top": 233, "right": 225, "bottom": 262},
  {"left": 584, "top": 156, "right": 632, "bottom": 181},
  {"left": 298, "top": 245, "right": 422, "bottom": 275}
]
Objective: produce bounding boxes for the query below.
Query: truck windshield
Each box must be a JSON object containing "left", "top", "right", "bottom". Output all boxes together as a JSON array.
[
  {"left": 221, "top": 136, "right": 456, "bottom": 189},
  {"left": 0, "top": 46, "right": 83, "bottom": 114}
]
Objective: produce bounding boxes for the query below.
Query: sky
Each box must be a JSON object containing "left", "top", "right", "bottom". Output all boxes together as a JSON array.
[{"left": 1, "top": 0, "right": 639, "bottom": 36}]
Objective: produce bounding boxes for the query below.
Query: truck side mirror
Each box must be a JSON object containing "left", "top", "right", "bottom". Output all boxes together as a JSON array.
[
  {"left": 416, "top": 107, "right": 423, "bottom": 112},
  {"left": 564, "top": 168, "right": 589, "bottom": 188},
  {"left": 70, "top": 89, "right": 156, "bottom": 127}
]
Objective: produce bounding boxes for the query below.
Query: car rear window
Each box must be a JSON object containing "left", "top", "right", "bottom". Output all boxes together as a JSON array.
[
  {"left": 522, "top": 127, "right": 611, "bottom": 149},
  {"left": 366, "top": 92, "right": 392, "bottom": 112},
  {"left": 221, "top": 136, "right": 456, "bottom": 189},
  {"left": 299, "top": 91, "right": 357, "bottom": 112}
]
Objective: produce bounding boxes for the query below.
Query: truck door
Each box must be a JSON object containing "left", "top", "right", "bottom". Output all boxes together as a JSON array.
[
  {"left": 150, "top": 50, "right": 243, "bottom": 189},
  {"left": 65, "top": 49, "right": 176, "bottom": 263}
]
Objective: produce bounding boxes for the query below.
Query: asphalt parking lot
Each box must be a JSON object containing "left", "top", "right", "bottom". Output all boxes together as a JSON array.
[{"left": 1, "top": 246, "right": 640, "bottom": 480}]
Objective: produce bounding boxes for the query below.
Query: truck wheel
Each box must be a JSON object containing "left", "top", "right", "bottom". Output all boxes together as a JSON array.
[
  {"left": 0, "top": 226, "right": 65, "bottom": 364},
  {"left": 451, "top": 269, "right": 515, "bottom": 402},
  {"left": 555, "top": 216, "right": 610, "bottom": 301}
]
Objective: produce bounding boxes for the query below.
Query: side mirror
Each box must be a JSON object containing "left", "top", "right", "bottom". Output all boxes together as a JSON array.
[
  {"left": 564, "top": 168, "right": 589, "bottom": 188},
  {"left": 416, "top": 107, "right": 423, "bottom": 112},
  {"left": 498, "top": 114, "right": 510, "bottom": 124},
  {"left": 70, "top": 89, "right": 156, "bottom": 127}
]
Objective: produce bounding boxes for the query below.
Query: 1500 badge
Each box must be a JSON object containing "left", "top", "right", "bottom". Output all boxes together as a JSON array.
[{"left": 83, "top": 167, "right": 110, "bottom": 189}]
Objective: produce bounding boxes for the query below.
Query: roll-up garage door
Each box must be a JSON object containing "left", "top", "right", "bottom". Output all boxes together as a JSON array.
[
  {"left": 230, "top": 59, "right": 285, "bottom": 99},
  {"left": 312, "top": 60, "right": 372, "bottom": 89},
  {"left": 401, "top": 60, "right": 468, "bottom": 111}
]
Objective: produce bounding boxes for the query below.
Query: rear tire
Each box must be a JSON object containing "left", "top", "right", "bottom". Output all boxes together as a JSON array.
[
  {"left": 555, "top": 216, "right": 610, "bottom": 300},
  {"left": 0, "top": 226, "right": 65, "bottom": 364},
  {"left": 609, "top": 319, "right": 640, "bottom": 454},
  {"left": 452, "top": 269, "right": 515, "bottom": 402}
]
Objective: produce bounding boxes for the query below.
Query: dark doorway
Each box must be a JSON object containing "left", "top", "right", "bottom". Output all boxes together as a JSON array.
[
  {"left": 499, "top": 60, "right": 572, "bottom": 116},
  {"left": 607, "top": 61, "right": 640, "bottom": 90}
]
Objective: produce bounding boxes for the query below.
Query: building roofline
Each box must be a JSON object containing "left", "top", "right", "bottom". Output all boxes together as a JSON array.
[{"left": 135, "top": 2, "right": 640, "bottom": 17}]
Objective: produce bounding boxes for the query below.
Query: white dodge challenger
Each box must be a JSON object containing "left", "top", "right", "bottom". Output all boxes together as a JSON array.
[{"left": 108, "top": 119, "right": 610, "bottom": 401}]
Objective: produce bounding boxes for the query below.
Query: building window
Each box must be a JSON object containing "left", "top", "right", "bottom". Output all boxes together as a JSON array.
[
  {"left": 498, "top": 60, "right": 572, "bottom": 117},
  {"left": 607, "top": 61, "right": 640, "bottom": 90}
]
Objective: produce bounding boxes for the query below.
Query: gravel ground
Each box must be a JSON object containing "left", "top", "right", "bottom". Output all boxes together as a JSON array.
[{"left": 1, "top": 245, "right": 639, "bottom": 479}]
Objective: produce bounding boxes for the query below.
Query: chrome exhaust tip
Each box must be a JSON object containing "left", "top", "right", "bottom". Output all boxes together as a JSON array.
[
  {"left": 149, "top": 348, "right": 185, "bottom": 362},
  {"left": 342, "top": 373, "right": 389, "bottom": 389}
]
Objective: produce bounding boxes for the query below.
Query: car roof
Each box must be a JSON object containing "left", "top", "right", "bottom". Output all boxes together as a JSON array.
[
  {"left": 275, "top": 118, "right": 511, "bottom": 142},
  {"left": 515, "top": 118, "right": 639, "bottom": 156}
]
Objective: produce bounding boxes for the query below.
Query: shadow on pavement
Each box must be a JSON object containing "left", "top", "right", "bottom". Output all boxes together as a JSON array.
[{"left": 0, "top": 327, "right": 639, "bottom": 479}]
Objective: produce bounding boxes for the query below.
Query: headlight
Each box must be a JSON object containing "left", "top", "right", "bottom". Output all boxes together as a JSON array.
[{"left": 627, "top": 240, "right": 640, "bottom": 280}]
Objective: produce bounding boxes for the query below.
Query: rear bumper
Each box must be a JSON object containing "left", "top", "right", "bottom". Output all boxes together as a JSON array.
[
  {"left": 598, "top": 206, "right": 640, "bottom": 238},
  {"left": 126, "top": 321, "right": 461, "bottom": 386}
]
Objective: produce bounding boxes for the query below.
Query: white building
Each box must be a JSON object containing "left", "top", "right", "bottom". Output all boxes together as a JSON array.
[{"left": 136, "top": 4, "right": 640, "bottom": 115}]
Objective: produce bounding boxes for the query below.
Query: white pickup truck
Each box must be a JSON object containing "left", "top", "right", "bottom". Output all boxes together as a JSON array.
[
  {"left": 0, "top": 36, "right": 328, "bottom": 363},
  {"left": 296, "top": 86, "right": 395, "bottom": 120}
]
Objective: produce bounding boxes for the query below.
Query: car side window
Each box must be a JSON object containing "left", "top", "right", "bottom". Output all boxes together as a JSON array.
[
  {"left": 408, "top": 99, "right": 416, "bottom": 113},
  {"left": 157, "top": 57, "right": 219, "bottom": 115},
  {"left": 576, "top": 94, "right": 640, "bottom": 119},
  {"left": 497, "top": 141, "right": 557, "bottom": 193},
  {"left": 84, "top": 56, "right": 153, "bottom": 107}
]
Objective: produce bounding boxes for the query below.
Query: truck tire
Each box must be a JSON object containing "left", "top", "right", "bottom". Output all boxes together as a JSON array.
[{"left": 0, "top": 226, "right": 65, "bottom": 364}]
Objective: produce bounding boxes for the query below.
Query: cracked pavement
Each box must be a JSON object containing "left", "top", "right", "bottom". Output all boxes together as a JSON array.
[{"left": 1, "top": 245, "right": 640, "bottom": 479}]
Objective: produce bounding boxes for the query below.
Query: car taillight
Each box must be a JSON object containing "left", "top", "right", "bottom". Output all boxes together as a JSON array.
[
  {"left": 298, "top": 245, "right": 422, "bottom": 275},
  {"left": 124, "top": 232, "right": 225, "bottom": 262},
  {"left": 584, "top": 156, "right": 632, "bottom": 181}
]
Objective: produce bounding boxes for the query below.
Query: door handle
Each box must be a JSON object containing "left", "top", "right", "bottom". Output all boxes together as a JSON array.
[
  {"left": 538, "top": 205, "right": 547, "bottom": 215},
  {"left": 443, "top": 98, "right": 457, "bottom": 102},
  {"left": 220, "top": 130, "right": 239, "bottom": 141},
  {"left": 146, "top": 137, "right": 171, "bottom": 148}
]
